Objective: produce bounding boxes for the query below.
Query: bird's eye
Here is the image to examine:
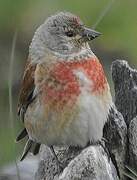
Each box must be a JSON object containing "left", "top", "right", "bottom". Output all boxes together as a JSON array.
[
  {"left": 65, "top": 31, "right": 74, "bottom": 37},
  {"left": 63, "top": 26, "right": 74, "bottom": 37}
]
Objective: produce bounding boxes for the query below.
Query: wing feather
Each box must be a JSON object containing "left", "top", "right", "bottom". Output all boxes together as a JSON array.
[
  {"left": 16, "top": 58, "right": 36, "bottom": 142},
  {"left": 17, "top": 58, "right": 42, "bottom": 160},
  {"left": 18, "top": 58, "right": 36, "bottom": 120}
]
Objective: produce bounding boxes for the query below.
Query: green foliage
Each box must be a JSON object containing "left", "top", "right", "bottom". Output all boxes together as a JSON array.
[
  {"left": 123, "top": 166, "right": 137, "bottom": 180},
  {"left": 0, "top": 0, "right": 137, "bottom": 61}
]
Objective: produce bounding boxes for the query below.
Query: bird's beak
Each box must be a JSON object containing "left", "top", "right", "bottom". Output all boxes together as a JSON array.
[{"left": 81, "top": 27, "right": 102, "bottom": 41}]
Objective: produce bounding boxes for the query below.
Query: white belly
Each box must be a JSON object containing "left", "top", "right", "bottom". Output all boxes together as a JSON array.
[
  {"left": 25, "top": 88, "right": 112, "bottom": 147},
  {"left": 69, "top": 90, "right": 112, "bottom": 146},
  {"left": 60, "top": 69, "right": 113, "bottom": 146}
]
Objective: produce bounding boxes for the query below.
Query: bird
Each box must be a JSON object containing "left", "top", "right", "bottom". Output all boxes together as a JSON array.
[{"left": 16, "top": 11, "right": 112, "bottom": 164}]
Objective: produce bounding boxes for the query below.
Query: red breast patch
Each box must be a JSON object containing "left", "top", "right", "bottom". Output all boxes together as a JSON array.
[{"left": 42, "top": 57, "right": 107, "bottom": 107}]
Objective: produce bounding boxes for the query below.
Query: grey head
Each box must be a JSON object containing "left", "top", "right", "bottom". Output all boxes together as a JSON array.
[{"left": 29, "top": 12, "right": 101, "bottom": 61}]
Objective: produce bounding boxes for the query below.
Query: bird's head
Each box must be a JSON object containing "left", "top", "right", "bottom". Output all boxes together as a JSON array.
[{"left": 30, "top": 12, "right": 101, "bottom": 60}]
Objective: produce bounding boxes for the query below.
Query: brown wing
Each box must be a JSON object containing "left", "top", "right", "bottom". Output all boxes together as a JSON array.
[
  {"left": 17, "top": 58, "right": 41, "bottom": 159},
  {"left": 18, "top": 58, "right": 37, "bottom": 121}
]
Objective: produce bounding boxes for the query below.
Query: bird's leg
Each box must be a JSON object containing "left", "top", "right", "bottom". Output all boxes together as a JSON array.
[
  {"left": 50, "top": 145, "right": 59, "bottom": 163},
  {"left": 101, "top": 137, "right": 109, "bottom": 144},
  {"left": 50, "top": 146, "right": 63, "bottom": 172}
]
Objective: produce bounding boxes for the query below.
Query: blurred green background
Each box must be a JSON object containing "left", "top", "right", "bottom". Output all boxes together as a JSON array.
[{"left": 0, "top": 0, "right": 137, "bottom": 167}]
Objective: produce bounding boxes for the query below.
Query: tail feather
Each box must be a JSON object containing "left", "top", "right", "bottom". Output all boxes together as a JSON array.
[
  {"left": 16, "top": 128, "right": 28, "bottom": 142},
  {"left": 33, "top": 143, "right": 41, "bottom": 155},
  {"left": 20, "top": 139, "right": 33, "bottom": 161}
]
